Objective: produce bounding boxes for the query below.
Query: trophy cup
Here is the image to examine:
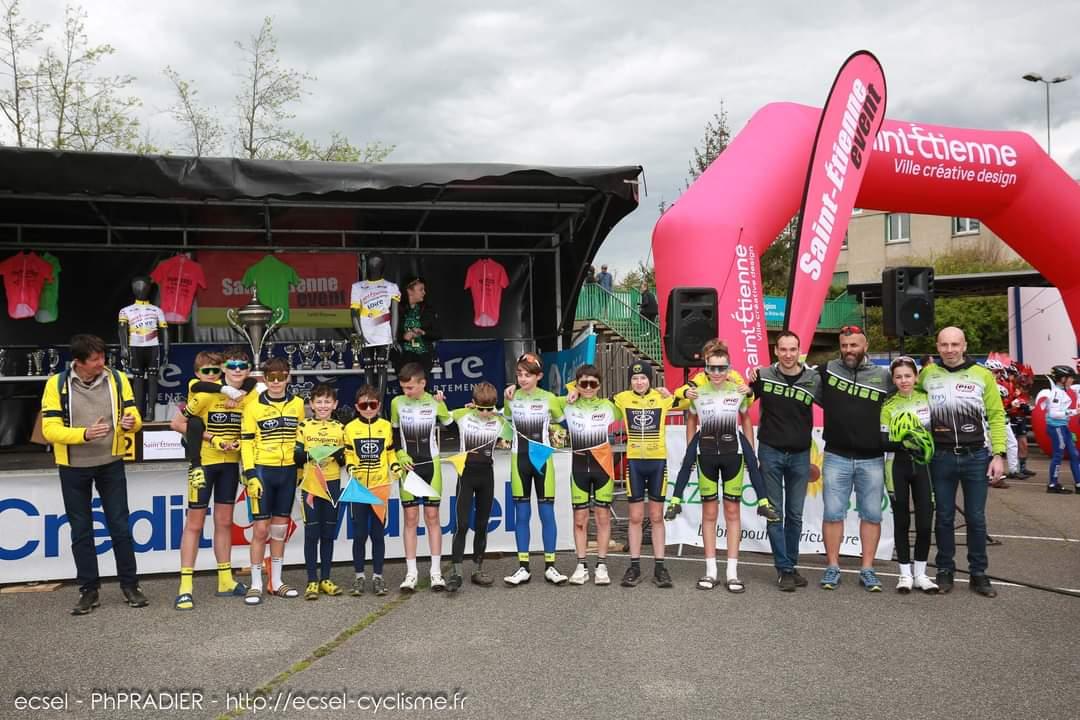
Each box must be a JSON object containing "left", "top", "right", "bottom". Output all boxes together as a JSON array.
[
  {"left": 225, "top": 288, "right": 285, "bottom": 376},
  {"left": 264, "top": 341, "right": 277, "bottom": 364},
  {"left": 30, "top": 349, "right": 45, "bottom": 376},
  {"left": 332, "top": 340, "right": 348, "bottom": 369},
  {"left": 283, "top": 344, "right": 298, "bottom": 370},
  {"left": 349, "top": 334, "right": 364, "bottom": 369},
  {"left": 299, "top": 342, "right": 316, "bottom": 370},
  {"left": 317, "top": 339, "right": 333, "bottom": 370},
  {"left": 0, "top": 348, "right": 6, "bottom": 376},
  {"left": 47, "top": 348, "right": 61, "bottom": 375}
]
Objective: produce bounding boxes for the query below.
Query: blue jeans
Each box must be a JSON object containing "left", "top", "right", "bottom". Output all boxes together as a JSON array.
[
  {"left": 58, "top": 460, "right": 139, "bottom": 593},
  {"left": 822, "top": 452, "right": 884, "bottom": 523},
  {"left": 930, "top": 448, "right": 990, "bottom": 575},
  {"left": 759, "top": 443, "right": 810, "bottom": 573},
  {"left": 1048, "top": 424, "right": 1080, "bottom": 487}
]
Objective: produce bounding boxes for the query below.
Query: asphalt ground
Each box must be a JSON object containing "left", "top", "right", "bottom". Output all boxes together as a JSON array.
[{"left": 2, "top": 452, "right": 1078, "bottom": 720}]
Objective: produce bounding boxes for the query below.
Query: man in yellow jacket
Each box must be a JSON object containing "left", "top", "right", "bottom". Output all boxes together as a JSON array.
[{"left": 41, "top": 334, "right": 147, "bottom": 616}]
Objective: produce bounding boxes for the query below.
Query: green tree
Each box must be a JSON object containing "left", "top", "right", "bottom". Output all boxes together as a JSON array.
[
  {"left": 685, "top": 104, "right": 731, "bottom": 187},
  {"left": 164, "top": 66, "right": 224, "bottom": 157},
  {"left": 615, "top": 259, "right": 655, "bottom": 292}
]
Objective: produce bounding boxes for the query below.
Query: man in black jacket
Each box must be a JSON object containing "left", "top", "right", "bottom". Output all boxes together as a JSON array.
[{"left": 817, "top": 325, "right": 893, "bottom": 592}]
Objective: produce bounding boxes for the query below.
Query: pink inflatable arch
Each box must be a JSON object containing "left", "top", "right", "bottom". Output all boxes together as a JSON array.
[{"left": 653, "top": 102, "right": 1080, "bottom": 384}]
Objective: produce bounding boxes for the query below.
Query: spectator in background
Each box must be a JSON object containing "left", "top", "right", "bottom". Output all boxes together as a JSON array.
[
  {"left": 597, "top": 265, "right": 614, "bottom": 293},
  {"left": 919, "top": 355, "right": 936, "bottom": 368},
  {"left": 393, "top": 276, "right": 440, "bottom": 378},
  {"left": 585, "top": 265, "right": 597, "bottom": 284},
  {"left": 639, "top": 282, "right": 659, "bottom": 324}
]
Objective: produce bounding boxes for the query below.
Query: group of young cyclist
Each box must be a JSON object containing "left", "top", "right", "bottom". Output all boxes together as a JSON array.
[{"left": 167, "top": 331, "right": 1076, "bottom": 610}]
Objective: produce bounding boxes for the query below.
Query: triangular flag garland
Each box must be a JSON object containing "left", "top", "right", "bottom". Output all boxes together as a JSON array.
[
  {"left": 307, "top": 444, "right": 342, "bottom": 464},
  {"left": 403, "top": 470, "right": 438, "bottom": 498},
  {"left": 301, "top": 465, "right": 334, "bottom": 506},
  {"left": 444, "top": 453, "right": 468, "bottom": 476},
  {"left": 338, "top": 478, "right": 384, "bottom": 506},
  {"left": 527, "top": 438, "right": 555, "bottom": 475},
  {"left": 588, "top": 443, "right": 616, "bottom": 479}
]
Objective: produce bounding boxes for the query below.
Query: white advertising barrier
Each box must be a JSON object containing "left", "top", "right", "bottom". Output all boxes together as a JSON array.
[
  {"left": 0, "top": 452, "right": 574, "bottom": 583},
  {"left": 664, "top": 426, "right": 894, "bottom": 560}
]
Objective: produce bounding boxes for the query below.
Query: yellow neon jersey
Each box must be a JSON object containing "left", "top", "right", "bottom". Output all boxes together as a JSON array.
[{"left": 240, "top": 391, "right": 305, "bottom": 470}]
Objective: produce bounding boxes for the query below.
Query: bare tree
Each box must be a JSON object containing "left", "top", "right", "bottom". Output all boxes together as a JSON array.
[
  {"left": 0, "top": 0, "right": 43, "bottom": 146},
  {"left": 164, "top": 66, "right": 223, "bottom": 156}
]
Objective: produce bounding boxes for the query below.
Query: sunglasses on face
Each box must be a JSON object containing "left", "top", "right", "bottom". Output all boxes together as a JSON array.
[
  {"left": 474, "top": 405, "right": 496, "bottom": 411},
  {"left": 196, "top": 366, "right": 222, "bottom": 376},
  {"left": 224, "top": 360, "right": 250, "bottom": 370},
  {"left": 839, "top": 325, "right": 864, "bottom": 336},
  {"left": 705, "top": 364, "right": 730, "bottom": 374},
  {"left": 356, "top": 401, "right": 380, "bottom": 411},
  {"left": 577, "top": 379, "right": 600, "bottom": 390},
  {"left": 264, "top": 372, "right": 289, "bottom": 382}
]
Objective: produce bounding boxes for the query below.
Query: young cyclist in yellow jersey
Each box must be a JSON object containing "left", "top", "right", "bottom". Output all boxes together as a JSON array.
[
  {"left": 169, "top": 349, "right": 260, "bottom": 610},
  {"left": 295, "top": 385, "right": 347, "bottom": 600},
  {"left": 240, "top": 357, "right": 305, "bottom": 605},
  {"left": 344, "top": 386, "right": 401, "bottom": 597}
]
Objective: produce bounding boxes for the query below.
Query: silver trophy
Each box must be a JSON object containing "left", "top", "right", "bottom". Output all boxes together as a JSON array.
[
  {"left": 332, "top": 340, "right": 348, "bottom": 369},
  {"left": 47, "top": 349, "right": 61, "bottom": 374},
  {"left": 225, "top": 288, "right": 285, "bottom": 375},
  {"left": 299, "top": 342, "right": 317, "bottom": 370},
  {"left": 318, "top": 339, "right": 334, "bottom": 370},
  {"left": 349, "top": 334, "right": 364, "bottom": 369},
  {"left": 283, "top": 344, "right": 298, "bottom": 370},
  {"left": 0, "top": 348, "right": 6, "bottom": 376},
  {"left": 264, "top": 341, "right": 276, "bottom": 364},
  {"left": 30, "top": 350, "right": 45, "bottom": 376}
]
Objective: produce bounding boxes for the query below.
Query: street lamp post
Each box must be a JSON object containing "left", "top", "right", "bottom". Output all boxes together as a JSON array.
[{"left": 1022, "top": 72, "right": 1071, "bottom": 157}]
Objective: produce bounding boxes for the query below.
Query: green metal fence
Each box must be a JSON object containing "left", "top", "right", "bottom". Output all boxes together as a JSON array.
[{"left": 575, "top": 284, "right": 662, "bottom": 364}]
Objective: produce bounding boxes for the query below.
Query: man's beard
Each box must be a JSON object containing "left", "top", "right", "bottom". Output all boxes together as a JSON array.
[{"left": 842, "top": 350, "right": 865, "bottom": 369}]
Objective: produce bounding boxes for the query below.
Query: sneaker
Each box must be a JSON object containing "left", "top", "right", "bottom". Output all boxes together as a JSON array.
[
  {"left": 820, "top": 566, "right": 841, "bottom": 589},
  {"left": 72, "top": 589, "right": 100, "bottom": 616},
  {"left": 447, "top": 574, "right": 463, "bottom": 593},
  {"left": 895, "top": 574, "right": 913, "bottom": 594},
  {"left": 399, "top": 573, "right": 418, "bottom": 592},
  {"left": 653, "top": 566, "right": 673, "bottom": 588},
  {"left": 429, "top": 574, "right": 446, "bottom": 592},
  {"left": 621, "top": 566, "right": 642, "bottom": 587},
  {"left": 913, "top": 575, "right": 939, "bottom": 593},
  {"left": 121, "top": 585, "right": 149, "bottom": 608},
  {"left": 304, "top": 581, "right": 320, "bottom": 600},
  {"left": 372, "top": 576, "right": 387, "bottom": 596},
  {"left": 970, "top": 574, "right": 997, "bottom": 598},
  {"left": 756, "top": 502, "right": 782, "bottom": 523},
  {"left": 351, "top": 576, "right": 366, "bottom": 596},
  {"left": 319, "top": 579, "right": 342, "bottom": 596},
  {"left": 568, "top": 565, "right": 589, "bottom": 585},
  {"left": 1020, "top": 468, "right": 1037, "bottom": 477},
  {"left": 792, "top": 570, "right": 809, "bottom": 588},
  {"left": 935, "top": 570, "right": 955, "bottom": 594},
  {"left": 777, "top": 572, "right": 797, "bottom": 592},
  {"left": 503, "top": 567, "right": 531, "bottom": 586},
  {"left": 989, "top": 477, "right": 1010, "bottom": 489},
  {"left": 859, "top": 569, "right": 882, "bottom": 592},
  {"left": 471, "top": 569, "right": 494, "bottom": 587},
  {"left": 544, "top": 566, "right": 569, "bottom": 585},
  {"left": 594, "top": 564, "right": 611, "bottom": 586},
  {"left": 1047, "top": 485, "right": 1073, "bottom": 494}
]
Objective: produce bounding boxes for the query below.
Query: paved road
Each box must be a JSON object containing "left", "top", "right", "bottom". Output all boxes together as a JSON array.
[{"left": 2, "top": 454, "right": 1078, "bottom": 720}]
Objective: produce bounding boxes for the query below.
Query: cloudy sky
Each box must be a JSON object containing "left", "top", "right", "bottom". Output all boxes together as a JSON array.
[{"left": 10, "top": 1, "right": 1080, "bottom": 279}]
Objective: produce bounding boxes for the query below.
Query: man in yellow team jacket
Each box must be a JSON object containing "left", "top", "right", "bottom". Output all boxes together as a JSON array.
[{"left": 40, "top": 334, "right": 146, "bottom": 616}]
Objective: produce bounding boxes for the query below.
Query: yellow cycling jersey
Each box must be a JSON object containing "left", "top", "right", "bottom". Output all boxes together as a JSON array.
[
  {"left": 184, "top": 383, "right": 259, "bottom": 465},
  {"left": 295, "top": 418, "right": 347, "bottom": 479},
  {"left": 241, "top": 391, "right": 305, "bottom": 470},
  {"left": 343, "top": 417, "right": 397, "bottom": 487},
  {"left": 612, "top": 389, "right": 681, "bottom": 460}
]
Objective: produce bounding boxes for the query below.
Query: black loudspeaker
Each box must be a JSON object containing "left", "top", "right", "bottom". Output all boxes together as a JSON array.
[
  {"left": 882, "top": 267, "right": 935, "bottom": 337},
  {"left": 664, "top": 287, "right": 718, "bottom": 367}
]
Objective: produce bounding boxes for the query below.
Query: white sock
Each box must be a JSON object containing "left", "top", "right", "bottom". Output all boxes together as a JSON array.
[
  {"left": 705, "top": 557, "right": 717, "bottom": 579},
  {"left": 250, "top": 564, "right": 263, "bottom": 592},
  {"left": 270, "top": 557, "right": 284, "bottom": 588},
  {"left": 726, "top": 558, "right": 738, "bottom": 581},
  {"left": 913, "top": 561, "right": 927, "bottom": 577},
  {"left": 430, "top": 554, "right": 441, "bottom": 576},
  {"left": 406, "top": 558, "right": 417, "bottom": 575},
  {"left": 355, "top": 571, "right": 365, "bottom": 580},
  {"left": 373, "top": 573, "right": 382, "bottom": 579},
  {"left": 899, "top": 563, "right": 913, "bottom": 578}
]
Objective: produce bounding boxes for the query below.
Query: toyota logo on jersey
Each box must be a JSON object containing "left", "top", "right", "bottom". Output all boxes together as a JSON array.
[
  {"left": 631, "top": 412, "right": 655, "bottom": 429},
  {"left": 210, "top": 412, "right": 229, "bottom": 423},
  {"left": 358, "top": 440, "right": 382, "bottom": 456},
  {"left": 262, "top": 419, "right": 280, "bottom": 430}
]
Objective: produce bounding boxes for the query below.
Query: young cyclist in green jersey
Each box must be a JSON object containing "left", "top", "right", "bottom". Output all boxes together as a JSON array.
[
  {"left": 563, "top": 365, "right": 617, "bottom": 586},
  {"left": 502, "top": 353, "right": 568, "bottom": 586},
  {"left": 295, "top": 385, "right": 347, "bottom": 600},
  {"left": 391, "top": 362, "right": 454, "bottom": 592},
  {"left": 880, "top": 357, "right": 938, "bottom": 594},
  {"left": 447, "top": 382, "right": 513, "bottom": 592}
]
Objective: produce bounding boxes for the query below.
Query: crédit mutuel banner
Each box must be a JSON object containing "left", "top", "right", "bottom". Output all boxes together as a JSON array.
[
  {"left": 784, "top": 51, "right": 887, "bottom": 350},
  {"left": 196, "top": 251, "right": 355, "bottom": 328}
]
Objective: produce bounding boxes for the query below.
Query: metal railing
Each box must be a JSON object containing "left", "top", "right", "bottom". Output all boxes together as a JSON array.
[{"left": 575, "top": 284, "right": 662, "bottom": 364}]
